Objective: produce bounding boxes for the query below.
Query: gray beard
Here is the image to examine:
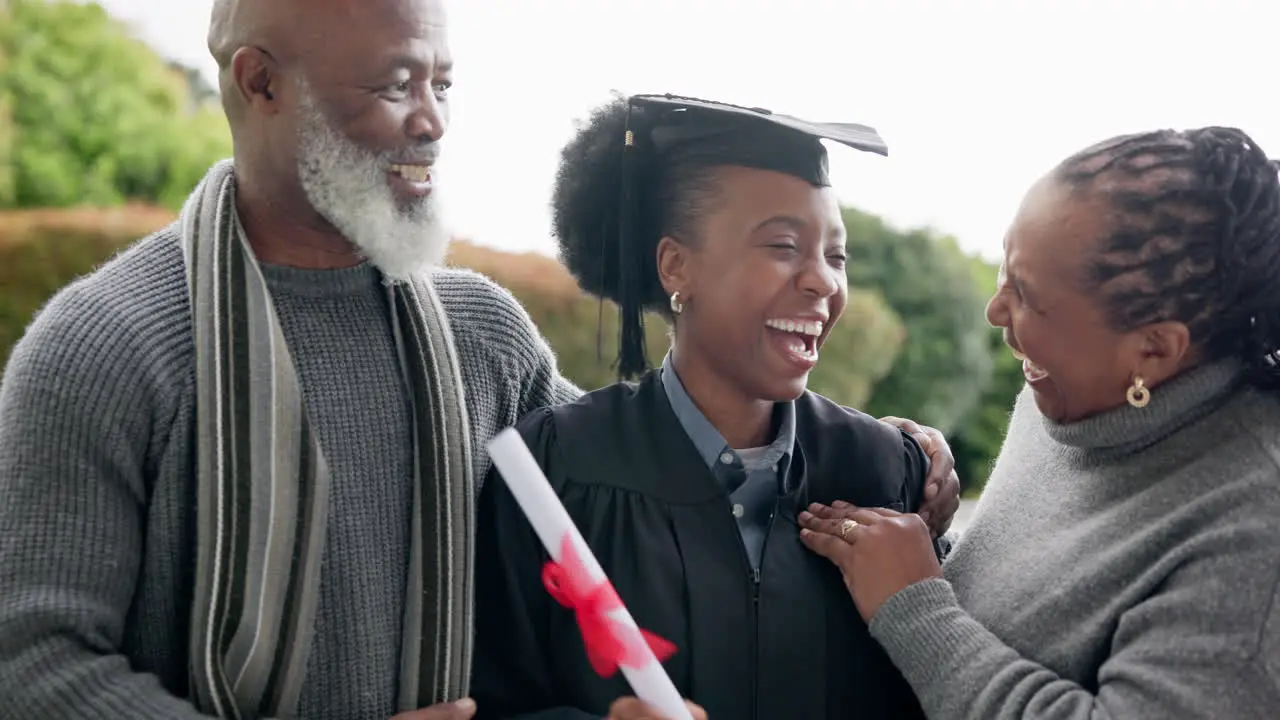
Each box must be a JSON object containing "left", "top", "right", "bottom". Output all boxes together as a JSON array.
[{"left": 294, "top": 91, "right": 450, "bottom": 283}]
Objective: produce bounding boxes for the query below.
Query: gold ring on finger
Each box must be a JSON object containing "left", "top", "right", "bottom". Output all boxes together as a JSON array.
[{"left": 839, "top": 518, "right": 859, "bottom": 540}]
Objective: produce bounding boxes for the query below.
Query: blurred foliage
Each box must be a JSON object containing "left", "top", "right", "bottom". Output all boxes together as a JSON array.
[
  {"left": 0, "top": 206, "right": 175, "bottom": 369},
  {"left": 0, "top": 1, "right": 15, "bottom": 206},
  {"left": 947, "top": 258, "right": 1027, "bottom": 495},
  {"left": 0, "top": 204, "right": 1017, "bottom": 494},
  {"left": 446, "top": 242, "right": 906, "bottom": 403},
  {"left": 0, "top": 215, "right": 905, "bottom": 411},
  {"left": 0, "top": 0, "right": 231, "bottom": 210},
  {"left": 842, "top": 208, "right": 994, "bottom": 436},
  {"left": 0, "top": 0, "right": 1027, "bottom": 496}
]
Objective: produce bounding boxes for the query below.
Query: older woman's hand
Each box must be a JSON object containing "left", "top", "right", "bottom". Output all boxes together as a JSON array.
[
  {"left": 606, "top": 697, "right": 708, "bottom": 720},
  {"left": 879, "top": 416, "right": 962, "bottom": 537},
  {"left": 798, "top": 501, "right": 942, "bottom": 621}
]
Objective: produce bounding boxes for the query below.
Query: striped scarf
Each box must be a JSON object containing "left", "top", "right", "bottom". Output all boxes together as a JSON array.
[{"left": 179, "top": 160, "right": 475, "bottom": 718}]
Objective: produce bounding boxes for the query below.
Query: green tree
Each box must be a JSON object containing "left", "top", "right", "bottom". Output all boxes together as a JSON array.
[
  {"left": 947, "top": 258, "right": 1027, "bottom": 494},
  {"left": 0, "top": 0, "right": 14, "bottom": 207},
  {"left": 509, "top": 288, "right": 906, "bottom": 404},
  {"left": 842, "top": 207, "right": 994, "bottom": 434},
  {"left": 169, "top": 60, "right": 220, "bottom": 106},
  {"left": 448, "top": 242, "right": 907, "bottom": 404},
  {"left": 0, "top": 0, "right": 230, "bottom": 210}
]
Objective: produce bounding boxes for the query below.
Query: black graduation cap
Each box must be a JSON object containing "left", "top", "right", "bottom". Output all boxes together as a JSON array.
[{"left": 608, "top": 94, "right": 889, "bottom": 378}]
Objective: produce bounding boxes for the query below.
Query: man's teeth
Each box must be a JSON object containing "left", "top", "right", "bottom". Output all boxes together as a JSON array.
[
  {"left": 765, "top": 319, "right": 823, "bottom": 337},
  {"left": 390, "top": 164, "right": 432, "bottom": 183}
]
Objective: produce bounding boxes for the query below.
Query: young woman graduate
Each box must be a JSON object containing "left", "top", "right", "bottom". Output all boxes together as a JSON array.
[{"left": 470, "top": 95, "right": 950, "bottom": 720}]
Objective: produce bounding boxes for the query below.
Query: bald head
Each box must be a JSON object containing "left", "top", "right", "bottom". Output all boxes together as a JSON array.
[
  {"left": 210, "top": 0, "right": 449, "bottom": 121},
  {"left": 208, "top": 0, "right": 253, "bottom": 71},
  {"left": 207, "top": 0, "right": 454, "bottom": 276},
  {"left": 209, "top": 0, "right": 447, "bottom": 69},
  {"left": 209, "top": 0, "right": 280, "bottom": 129}
]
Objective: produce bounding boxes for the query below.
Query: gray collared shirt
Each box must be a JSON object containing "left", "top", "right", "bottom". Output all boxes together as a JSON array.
[{"left": 660, "top": 353, "right": 796, "bottom": 571}]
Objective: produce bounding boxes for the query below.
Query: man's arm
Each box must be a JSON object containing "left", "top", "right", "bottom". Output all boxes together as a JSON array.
[
  {"left": 878, "top": 416, "right": 961, "bottom": 538},
  {"left": 891, "top": 430, "right": 949, "bottom": 562},
  {"left": 523, "top": 348, "right": 583, "bottom": 413},
  {"left": 490, "top": 286, "right": 582, "bottom": 416},
  {"left": 514, "top": 299, "right": 581, "bottom": 413},
  {"left": 0, "top": 296, "right": 213, "bottom": 719}
]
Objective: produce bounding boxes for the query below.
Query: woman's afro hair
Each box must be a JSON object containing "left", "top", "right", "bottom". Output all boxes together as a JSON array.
[
  {"left": 550, "top": 95, "right": 635, "bottom": 306},
  {"left": 551, "top": 95, "right": 723, "bottom": 314}
]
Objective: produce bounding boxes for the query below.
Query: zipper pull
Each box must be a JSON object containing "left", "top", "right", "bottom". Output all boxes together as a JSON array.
[{"left": 752, "top": 567, "right": 761, "bottom": 584}]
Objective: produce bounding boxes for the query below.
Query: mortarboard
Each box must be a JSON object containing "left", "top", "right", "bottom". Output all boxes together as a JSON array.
[{"left": 605, "top": 94, "right": 890, "bottom": 378}]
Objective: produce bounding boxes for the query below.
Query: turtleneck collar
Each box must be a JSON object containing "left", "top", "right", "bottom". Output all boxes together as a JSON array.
[{"left": 1039, "top": 358, "right": 1245, "bottom": 456}]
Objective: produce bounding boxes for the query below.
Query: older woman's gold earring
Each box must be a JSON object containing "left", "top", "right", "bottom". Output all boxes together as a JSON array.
[
  {"left": 1127, "top": 376, "right": 1150, "bottom": 408},
  {"left": 669, "top": 291, "right": 684, "bottom": 315}
]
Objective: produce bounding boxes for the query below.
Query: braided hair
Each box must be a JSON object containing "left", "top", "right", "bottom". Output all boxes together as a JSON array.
[{"left": 1053, "top": 127, "right": 1280, "bottom": 388}]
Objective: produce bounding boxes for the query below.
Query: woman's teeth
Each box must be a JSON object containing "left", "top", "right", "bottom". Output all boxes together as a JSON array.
[
  {"left": 1008, "top": 344, "right": 1048, "bottom": 382},
  {"left": 788, "top": 339, "right": 818, "bottom": 360},
  {"left": 765, "top": 318, "right": 823, "bottom": 337},
  {"left": 1022, "top": 357, "right": 1050, "bottom": 382},
  {"left": 780, "top": 335, "right": 817, "bottom": 361},
  {"left": 765, "top": 318, "right": 821, "bottom": 362}
]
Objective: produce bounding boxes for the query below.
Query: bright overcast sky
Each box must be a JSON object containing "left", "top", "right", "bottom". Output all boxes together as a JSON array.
[{"left": 101, "top": 0, "right": 1276, "bottom": 262}]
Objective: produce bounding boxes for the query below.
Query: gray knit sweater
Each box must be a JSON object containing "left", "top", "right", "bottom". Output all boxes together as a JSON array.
[
  {"left": 0, "top": 226, "right": 580, "bottom": 719},
  {"left": 869, "top": 360, "right": 1280, "bottom": 719}
]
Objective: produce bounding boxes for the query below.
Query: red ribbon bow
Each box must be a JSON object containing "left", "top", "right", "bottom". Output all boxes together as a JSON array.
[{"left": 542, "top": 533, "right": 677, "bottom": 678}]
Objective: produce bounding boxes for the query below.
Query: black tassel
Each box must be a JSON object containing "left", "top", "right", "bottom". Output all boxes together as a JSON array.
[{"left": 615, "top": 102, "right": 649, "bottom": 379}]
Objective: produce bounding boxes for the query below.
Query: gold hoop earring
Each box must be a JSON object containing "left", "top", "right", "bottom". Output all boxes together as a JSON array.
[
  {"left": 1126, "top": 376, "right": 1150, "bottom": 408},
  {"left": 669, "top": 291, "right": 684, "bottom": 315}
]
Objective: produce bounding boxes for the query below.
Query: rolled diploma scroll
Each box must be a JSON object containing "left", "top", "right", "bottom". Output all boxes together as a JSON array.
[{"left": 487, "top": 428, "right": 693, "bottom": 720}]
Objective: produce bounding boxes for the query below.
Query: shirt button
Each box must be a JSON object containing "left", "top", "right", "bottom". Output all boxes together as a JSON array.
[
  {"left": 719, "top": 452, "right": 734, "bottom": 465},
  {"left": 732, "top": 504, "right": 745, "bottom": 518}
]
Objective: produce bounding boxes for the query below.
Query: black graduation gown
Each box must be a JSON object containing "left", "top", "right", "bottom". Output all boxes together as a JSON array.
[{"left": 471, "top": 371, "right": 928, "bottom": 720}]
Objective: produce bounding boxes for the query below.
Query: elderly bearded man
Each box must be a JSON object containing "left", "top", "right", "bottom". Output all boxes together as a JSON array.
[{"left": 0, "top": 0, "right": 962, "bottom": 718}]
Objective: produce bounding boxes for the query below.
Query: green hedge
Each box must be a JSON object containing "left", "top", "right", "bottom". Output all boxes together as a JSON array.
[
  {"left": 0, "top": 214, "right": 907, "bottom": 410},
  {"left": 0, "top": 213, "right": 160, "bottom": 370}
]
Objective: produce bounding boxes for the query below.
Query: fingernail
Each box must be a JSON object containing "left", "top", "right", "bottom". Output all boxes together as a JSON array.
[
  {"left": 920, "top": 511, "right": 931, "bottom": 523},
  {"left": 808, "top": 502, "right": 823, "bottom": 511},
  {"left": 832, "top": 500, "right": 850, "bottom": 508},
  {"left": 455, "top": 698, "right": 476, "bottom": 711},
  {"left": 800, "top": 529, "right": 812, "bottom": 537},
  {"left": 799, "top": 511, "right": 813, "bottom": 521}
]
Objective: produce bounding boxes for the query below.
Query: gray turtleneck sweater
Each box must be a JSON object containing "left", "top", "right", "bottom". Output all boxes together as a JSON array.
[{"left": 868, "top": 360, "right": 1280, "bottom": 719}]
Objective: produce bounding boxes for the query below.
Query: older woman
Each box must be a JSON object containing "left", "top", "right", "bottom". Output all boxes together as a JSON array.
[{"left": 800, "top": 127, "right": 1280, "bottom": 718}]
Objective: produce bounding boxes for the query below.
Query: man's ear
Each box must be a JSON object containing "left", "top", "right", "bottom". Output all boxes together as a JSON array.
[
  {"left": 231, "top": 46, "right": 281, "bottom": 112},
  {"left": 656, "top": 236, "right": 692, "bottom": 299}
]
